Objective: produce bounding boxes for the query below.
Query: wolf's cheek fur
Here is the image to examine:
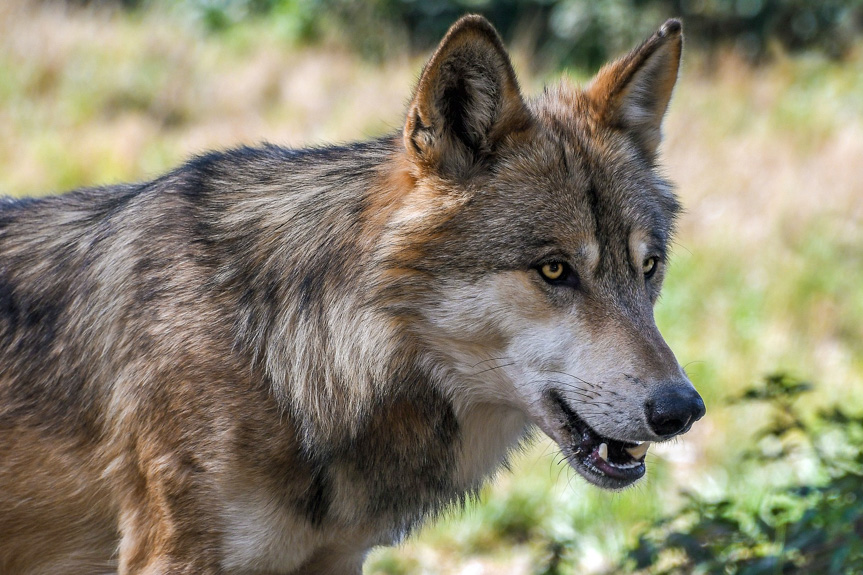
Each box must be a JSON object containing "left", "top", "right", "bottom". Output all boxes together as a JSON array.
[
  {"left": 418, "top": 271, "right": 686, "bottom": 454},
  {"left": 419, "top": 271, "right": 656, "bottom": 441}
]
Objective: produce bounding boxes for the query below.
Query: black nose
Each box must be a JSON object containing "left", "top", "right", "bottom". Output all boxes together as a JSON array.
[{"left": 646, "top": 385, "right": 706, "bottom": 438}]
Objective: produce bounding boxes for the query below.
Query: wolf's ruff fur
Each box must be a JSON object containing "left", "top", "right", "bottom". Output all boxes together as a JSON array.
[{"left": 0, "top": 15, "right": 703, "bottom": 574}]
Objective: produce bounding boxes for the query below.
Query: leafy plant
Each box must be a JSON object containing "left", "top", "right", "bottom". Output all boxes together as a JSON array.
[{"left": 617, "top": 373, "right": 863, "bottom": 574}]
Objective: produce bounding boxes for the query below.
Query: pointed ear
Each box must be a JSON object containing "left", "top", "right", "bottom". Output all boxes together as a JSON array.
[
  {"left": 587, "top": 19, "right": 683, "bottom": 159},
  {"left": 404, "top": 15, "right": 531, "bottom": 177}
]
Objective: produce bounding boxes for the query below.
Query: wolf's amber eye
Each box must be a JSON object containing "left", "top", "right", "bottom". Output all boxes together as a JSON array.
[
  {"left": 642, "top": 257, "right": 658, "bottom": 278},
  {"left": 540, "top": 262, "right": 565, "bottom": 281}
]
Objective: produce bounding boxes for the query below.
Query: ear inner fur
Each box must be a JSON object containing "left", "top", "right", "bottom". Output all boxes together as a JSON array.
[
  {"left": 586, "top": 19, "right": 683, "bottom": 159},
  {"left": 404, "top": 15, "right": 532, "bottom": 178}
]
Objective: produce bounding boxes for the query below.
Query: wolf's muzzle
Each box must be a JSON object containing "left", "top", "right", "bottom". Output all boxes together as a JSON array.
[{"left": 646, "top": 384, "right": 706, "bottom": 438}]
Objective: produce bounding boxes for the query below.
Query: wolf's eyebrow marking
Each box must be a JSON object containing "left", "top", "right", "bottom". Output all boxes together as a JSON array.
[
  {"left": 538, "top": 111, "right": 572, "bottom": 176},
  {"left": 557, "top": 134, "right": 569, "bottom": 173},
  {"left": 582, "top": 182, "right": 603, "bottom": 254}
]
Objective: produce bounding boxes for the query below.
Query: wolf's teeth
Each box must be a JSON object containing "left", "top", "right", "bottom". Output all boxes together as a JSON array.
[
  {"left": 625, "top": 441, "right": 651, "bottom": 459},
  {"left": 597, "top": 442, "right": 608, "bottom": 461}
]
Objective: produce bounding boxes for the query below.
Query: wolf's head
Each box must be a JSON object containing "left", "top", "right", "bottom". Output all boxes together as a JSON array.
[{"left": 380, "top": 15, "right": 704, "bottom": 489}]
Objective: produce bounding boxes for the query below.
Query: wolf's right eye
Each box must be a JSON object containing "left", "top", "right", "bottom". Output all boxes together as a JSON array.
[{"left": 642, "top": 257, "right": 659, "bottom": 279}]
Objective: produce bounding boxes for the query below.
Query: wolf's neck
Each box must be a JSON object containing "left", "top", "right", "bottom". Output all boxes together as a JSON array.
[
  {"left": 200, "top": 138, "right": 528, "bottom": 525},
  {"left": 195, "top": 139, "right": 402, "bottom": 441}
]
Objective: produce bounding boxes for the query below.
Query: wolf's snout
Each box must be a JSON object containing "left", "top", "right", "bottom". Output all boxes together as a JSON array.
[{"left": 645, "top": 385, "right": 705, "bottom": 438}]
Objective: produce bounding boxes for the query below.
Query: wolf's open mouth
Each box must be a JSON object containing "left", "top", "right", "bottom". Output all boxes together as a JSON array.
[{"left": 551, "top": 392, "right": 649, "bottom": 489}]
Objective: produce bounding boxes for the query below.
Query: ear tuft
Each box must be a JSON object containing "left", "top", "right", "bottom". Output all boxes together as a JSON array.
[
  {"left": 404, "top": 15, "right": 530, "bottom": 177},
  {"left": 659, "top": 18, "right": 682, "bottom": 37},
  {"left": 587, "top": 20, "right": 683, "bottom": 160}
]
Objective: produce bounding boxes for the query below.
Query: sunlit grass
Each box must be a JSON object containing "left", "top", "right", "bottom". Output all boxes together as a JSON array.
[{"left": 1, "top": 2, "right": 861, "bottom": 573}]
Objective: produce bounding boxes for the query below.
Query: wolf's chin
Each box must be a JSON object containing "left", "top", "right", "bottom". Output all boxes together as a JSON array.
[{"left": 548, "top": 392, "right": 647, "bottom": 489}]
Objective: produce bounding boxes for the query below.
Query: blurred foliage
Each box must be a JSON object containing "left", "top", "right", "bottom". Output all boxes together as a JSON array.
[
  {"left": 67, "top": 0, "right": 863, "bottom": 67},
  {"left": 613, "top": 374, "right": 863, "bottom": 574}
]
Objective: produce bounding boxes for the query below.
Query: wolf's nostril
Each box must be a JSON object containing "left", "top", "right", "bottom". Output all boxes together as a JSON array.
[
  {"left": 646, "top": 386, "right": 705, "bottom": 438},
  {"left": 646, "top": 403, "right": 689, "bottom": 436}
]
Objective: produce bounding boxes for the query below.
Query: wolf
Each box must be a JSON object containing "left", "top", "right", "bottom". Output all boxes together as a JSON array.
[{"left": 0, "top": 14, "right": 704, "bottom": 574}]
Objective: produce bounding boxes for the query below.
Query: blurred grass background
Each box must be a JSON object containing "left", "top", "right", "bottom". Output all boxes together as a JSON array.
[{"left": 1, "top": 0, "right": 861, "bottom": 573}]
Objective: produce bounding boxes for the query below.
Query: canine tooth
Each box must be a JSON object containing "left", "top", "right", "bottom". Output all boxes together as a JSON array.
[
  {"left": 598, "top": 442, "right": 608, "bottom": 461},
  {"left": 625, "top": 441, "right": 651, "bottom": 459}
]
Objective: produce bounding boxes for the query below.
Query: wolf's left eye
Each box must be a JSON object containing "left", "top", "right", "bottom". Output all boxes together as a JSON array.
[
  {"left": 642, "top": 257, "right": 659, "bottom": 279},
  {"left": 537, "top": 262, "right": 579, "bottom": 288},
  {"left": 540, "top": 262, "right": 565, "bottom": 281}
]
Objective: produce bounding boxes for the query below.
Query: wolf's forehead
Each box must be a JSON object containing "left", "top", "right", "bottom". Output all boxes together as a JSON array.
[
  {"left": 528, "top": 79, "right": 589, "bottom": 121},
  {"left": 493, "top": 123, "right": 678, "bottom": 248}
]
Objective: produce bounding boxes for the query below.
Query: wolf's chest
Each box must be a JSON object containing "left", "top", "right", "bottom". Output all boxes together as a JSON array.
[{"left": 216, "top": 398, "right": 527, "bottom": 572}]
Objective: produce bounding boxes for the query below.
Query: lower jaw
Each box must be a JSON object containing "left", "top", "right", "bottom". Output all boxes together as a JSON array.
[
  {"left": 570, "top": 452, "right": 646, "bottom": 489},
  {"left": 542, "top": 392, "right": 648, "bottom": 489}
]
